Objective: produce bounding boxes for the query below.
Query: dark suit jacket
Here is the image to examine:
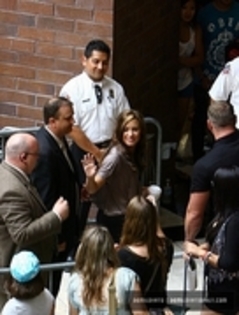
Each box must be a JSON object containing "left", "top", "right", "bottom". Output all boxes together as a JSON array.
[
  {"left": 31, "top": 127, "right": 80, "bottom": 254},
  {"left": 0, "top": 161, "right": 61, "bottom": 290}
]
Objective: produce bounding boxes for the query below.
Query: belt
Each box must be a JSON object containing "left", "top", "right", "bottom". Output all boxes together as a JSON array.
[{"left": 94, "top": 139, "right": 111, "bottom": 149}]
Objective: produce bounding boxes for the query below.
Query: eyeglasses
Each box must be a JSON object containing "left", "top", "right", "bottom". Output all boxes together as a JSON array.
[
  {"left": 94, "top": 85, "right": 103, "bottom": 104},
  {"left": 25, "top": 152, "right": 40, "bottom": 157}
]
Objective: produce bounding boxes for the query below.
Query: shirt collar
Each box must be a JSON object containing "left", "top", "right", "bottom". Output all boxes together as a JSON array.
[
  {"left": 82, "top": 71, "right": 104, "bottom": 89},
  {"left": 45, "top": 126, "right": 65, "bottom": 150}
]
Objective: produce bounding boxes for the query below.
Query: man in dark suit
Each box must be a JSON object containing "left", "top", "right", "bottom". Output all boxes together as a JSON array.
[
  {"left": 31, "top": 96, "right": 81, "bottom": 296},
  {"left": 0, "top": 132, "right": 69, "bottom": 309}
]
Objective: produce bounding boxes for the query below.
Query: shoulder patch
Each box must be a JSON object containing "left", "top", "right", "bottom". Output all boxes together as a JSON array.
[{"left": 222, "top": 64, "right": 231, "bottom": 74}]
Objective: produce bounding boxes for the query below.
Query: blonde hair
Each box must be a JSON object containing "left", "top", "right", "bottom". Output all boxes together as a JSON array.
[{"left": 74, "top": 226, "right": 119, "bottom": 307}]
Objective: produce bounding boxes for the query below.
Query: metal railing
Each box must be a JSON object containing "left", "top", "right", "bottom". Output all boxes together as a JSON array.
[
  {"left": 0, "top": 118, "right": 162, "bottom": 187},
  {"left": 0, "top": 251, "right": 183, "bottom": 292}
]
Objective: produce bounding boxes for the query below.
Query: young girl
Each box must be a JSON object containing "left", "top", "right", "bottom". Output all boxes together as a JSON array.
[
  {"left": 82, "top": 109, "right": 147, "bottom": 242},
  {"left": 118, "top": 196, "right": 174, "bottom": 315},
  {"left": 68, "top": 225, "right": 149, "bottom": 315},
  {"left": 177, "top": 0, "right": 203, "bottom": 155},
  {"left": 2, "top": 251, "right": 54, "bottom": 315}
]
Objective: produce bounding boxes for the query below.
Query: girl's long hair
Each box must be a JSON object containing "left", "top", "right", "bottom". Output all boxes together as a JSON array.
[
  {"left": 120, "top": 196, "right": 169, "bottom": 284},
  {"left": 206, "top": 166, "right": 239, "bottom": 244},
  {"left": 104, "top": 109, "right": 146, "bottom": 174},
  {"left": 74, "top": 226, "right": 119, "bottom": 307}
]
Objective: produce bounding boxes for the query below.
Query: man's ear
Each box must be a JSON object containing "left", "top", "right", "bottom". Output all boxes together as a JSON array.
[
  {"left": 19, "top": 152, "right": 27, "bottom": 163},
  {"left": 82, "top": 55, "right": 87, "bottom": 67},
  {"left": 207, "top": 119, "right": 213, "bottom": 132}
]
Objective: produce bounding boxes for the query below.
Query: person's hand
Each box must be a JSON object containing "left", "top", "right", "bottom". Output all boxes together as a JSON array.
[
  {"left": 163, "top": 306, "right": 174, "bottom": 315},
  {"left": 81, "top": 153, "right": 97, "bottom": 178},
  {"left": 146, "top": 194, "right": 157, "bottom": 206},
  {"left": 184, "top": 241, "right": 206, "bottom": 259},
  {"left": 52, "top": 196, "right": 69, "bottom": 221}
]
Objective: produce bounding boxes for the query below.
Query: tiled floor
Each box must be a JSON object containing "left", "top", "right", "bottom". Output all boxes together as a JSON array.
[{"left": 55, "top": 239, "right": 205, "bottom": 315}]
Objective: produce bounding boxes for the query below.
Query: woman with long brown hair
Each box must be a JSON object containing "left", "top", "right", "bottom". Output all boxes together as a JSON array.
[
  {"left": 82, "top": 109, "right": 147, "bottom": 242},
  {"left": 68, "top": 225, "right": 148, "bottom": 315},
  {"left": 118, "top": 196, "right": 174, "bottom": 315}
]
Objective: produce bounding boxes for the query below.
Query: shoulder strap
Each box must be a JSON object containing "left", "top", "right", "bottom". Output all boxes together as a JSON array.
[
  {"left": 108, "top": 270, "right": 117, "bottom": 315},
  {"left": 144, "top": 262, "right": 160, "bottom": 293}
]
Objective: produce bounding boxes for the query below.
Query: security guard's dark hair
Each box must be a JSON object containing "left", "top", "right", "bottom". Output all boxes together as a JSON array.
[{"left": 84, "top": 39, "right": 111, "bottom": 59}]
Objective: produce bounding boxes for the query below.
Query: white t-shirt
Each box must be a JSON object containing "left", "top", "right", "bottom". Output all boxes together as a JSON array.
[
  {"left": 59, "top": 71, "right": 130, "bottom": 143},
  {"left": 178, "top": 27, "right": 195, "bottom": 91},
  {"left": 209, "top": 57, "right": 239, "bottom": 127},
  {"left": 1, "top": 288, "right": 54, "bottom": 315}
]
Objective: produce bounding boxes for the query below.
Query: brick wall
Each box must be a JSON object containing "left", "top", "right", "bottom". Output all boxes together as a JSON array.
[
  {"left": 0, "top": 0, "right": 179, "bottom": 142},
  {"left": 0, "top": 0, "right": 113, "bottom": 128}
]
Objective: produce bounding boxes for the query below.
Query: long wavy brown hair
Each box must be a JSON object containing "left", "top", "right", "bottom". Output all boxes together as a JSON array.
[
  {"left": 103, "top": 109, "right": 146, "bottom": 174},
  {"left": 74, "top": 226, "right": 119, "bottom": 307},
  {"left": 120, "top": 196, "right": 171, "bottom": 286}
]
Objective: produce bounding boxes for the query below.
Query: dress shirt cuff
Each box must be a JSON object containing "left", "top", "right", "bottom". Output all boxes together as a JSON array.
[{"left": 53, "top": 210, "right": 62, "bottom": 222}]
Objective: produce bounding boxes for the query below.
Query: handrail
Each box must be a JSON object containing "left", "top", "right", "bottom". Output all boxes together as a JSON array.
[{"left": 0, "top": 126, "right": 39, "bottom": 159}]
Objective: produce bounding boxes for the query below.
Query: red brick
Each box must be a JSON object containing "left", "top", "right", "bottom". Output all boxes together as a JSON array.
[
  {"left": 0, "top": 11, "right": 35, "bottom": 26},
  {"left": 18, "top": 79, "right": 54, "bottom": 95},
  {"left": 18, "top": 26, "right": 55, "bottom": 42},
  {"left": 18, "top": 1, "right": 53, "bottom": 16},
  {"left": 0, "top": 0, "right": 17, "bottom": 10},
  {"left": 94, "top": 10, "right": 113, "bottom": 25},
  {"left": 0, "top": 63, "right": 35, "bottom": 79},
  {"left": 55, "top": 59, "right": 81, "bottom": 74},
  {"left": 55, "top": 31, "right": 88, "bottom": 47},
  {"left": 0, "top": 23, "right": 17, "bottom": 36},
  {"left": 37, "top": 69, "right": 71, "bottom": 85},
  {"left": 0, "top": 37, "right": 11, "bottom": 49},
  {"left": 55, "top": 85, "right": 62, "bottom": 96},
  {"left": 18, "top": 53, "right": 55, "bottom": 69},
  {"left": 75, "top": 0, "right": 94, "bottom": 9},
  {"left": 94, "top": 0, "right": 113, "bottom": 10},
  {"left": 0, "top": 103, "right": 16, "bottom": 116},
  {"left": 11, "top": 38, "right": 35, "bottom": 53},
  {"left": 17, "top": 105, "right": 42, "bottom": 121},
  {"left": 0, "top": 116, "right": 35, "bottom": 129},
  {"left": 36, "top": 95, "right": 52, "bottom": 108},
  {"left": 0, "top": 76, "right": 17, "bottom": 89},
  {"left": 36, "top": 43, "right": 73, "bottom": 59},
  {"left": 0, "top": 51, "right": 18, "bottom": 63},
  {"left": 37, "top": 16, "right": 74, "bottom": 32},
  {"left": 76, "top": 21, "right": 112, "bottom": 37},
  {"left": 41, "top": 0, "right": 75, "bottom": 4},
  {"left": 56, "top": 5, "right": 92, "bottom": 20},
  {"left": 0, "top": 90, "right": 35, "bottom": 106}
]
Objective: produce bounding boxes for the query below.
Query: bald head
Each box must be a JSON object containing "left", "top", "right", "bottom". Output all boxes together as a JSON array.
[{"left": 5, "top": 133, "right": 39, "bottom": 174}]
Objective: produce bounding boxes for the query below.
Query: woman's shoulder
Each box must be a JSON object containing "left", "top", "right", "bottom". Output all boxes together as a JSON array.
[
  {"left": 116, "top": 266, "right": 137, "bottom": 277},
  {"left": 69, "top": 271, "right": 83, "bottom": 288}
]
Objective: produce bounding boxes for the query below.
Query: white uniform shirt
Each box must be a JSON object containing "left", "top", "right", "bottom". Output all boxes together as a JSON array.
[
  {"left": 178, "top": 27, "right": 195, "bottom": 91},
  {"left": 59, "top": 71, "right": 130, "bottom": 143},
  {"left": 209, "top": 57, "right": 239, "bottom": 128}
]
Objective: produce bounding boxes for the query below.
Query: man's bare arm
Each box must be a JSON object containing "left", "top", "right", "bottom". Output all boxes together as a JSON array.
[
  {"left": 184, "top": 191, "right": 210, "bottom": 241},
  {"left": 68, "top": 125, "right": 102, "bottom": 161}
]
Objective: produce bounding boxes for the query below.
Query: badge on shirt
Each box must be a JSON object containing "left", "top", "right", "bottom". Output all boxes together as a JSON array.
[
  {"left": 223, "top": 64, "right": 231, "bottom": 75},
  {"left": 109, "top": 89, "right": 114, "bottom": 99}
]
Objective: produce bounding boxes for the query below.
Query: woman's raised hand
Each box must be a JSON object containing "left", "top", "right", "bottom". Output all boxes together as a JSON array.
[{"left": 82, "top": 153, "right": 97, "bottom": 178}]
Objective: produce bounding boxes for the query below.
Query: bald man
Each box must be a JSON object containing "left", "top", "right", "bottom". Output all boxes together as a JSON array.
[{"left": 0, "top": 133, "right": 69, "bottom": 308}]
